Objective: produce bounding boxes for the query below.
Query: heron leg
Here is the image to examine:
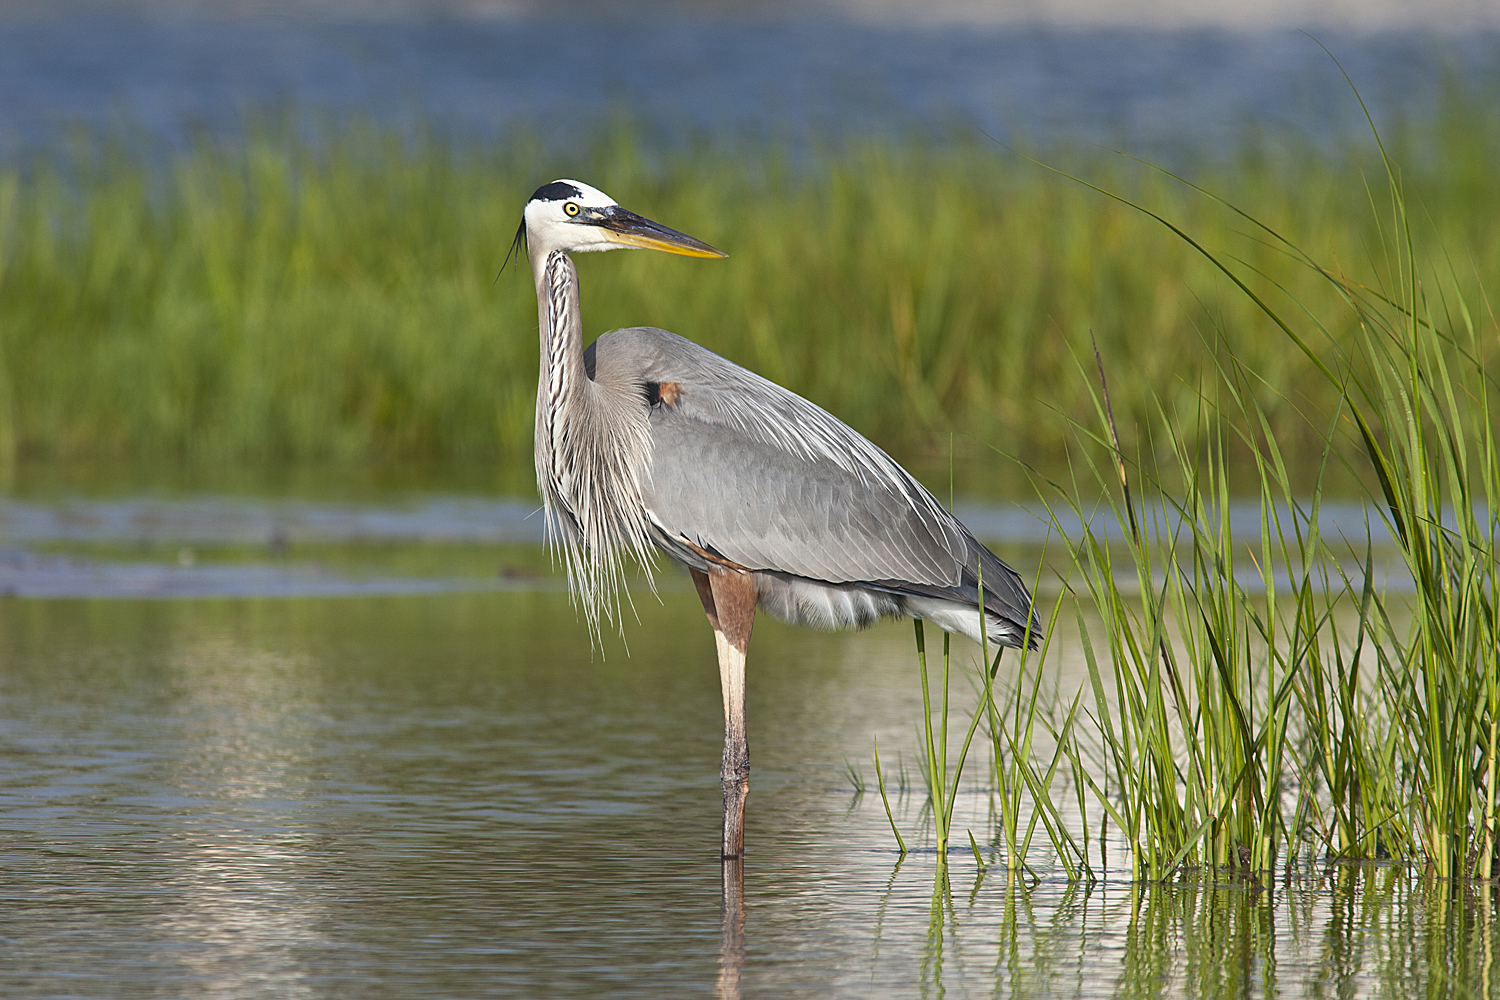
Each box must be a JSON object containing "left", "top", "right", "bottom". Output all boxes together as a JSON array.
[
  {"left": 692, "top": 567, "right": 757, "bottom": 860},
  {"left": 716, "top": 858, "right": 745, "bottom": 1000}
]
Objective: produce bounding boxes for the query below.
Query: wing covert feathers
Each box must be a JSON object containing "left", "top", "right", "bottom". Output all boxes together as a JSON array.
[{"left": 588, "top": 327, "right": 1037, "bottom": 642}]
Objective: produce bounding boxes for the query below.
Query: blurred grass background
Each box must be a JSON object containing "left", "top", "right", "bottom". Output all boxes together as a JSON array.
[{"left": 0, "top": 92, "right": 1495, "bottom": 491}]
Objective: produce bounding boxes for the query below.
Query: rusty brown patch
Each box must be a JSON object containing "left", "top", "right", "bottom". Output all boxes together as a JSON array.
[
  {"left": 707, "top": 568, "right": 758, "bottom": 654},
  {"left": 689, "top": 559, "right": 758, "bottom": 652},
  {"left": 690, "top": 568, "right": 719, "bottom": 631},
  {"left": 657, "top": 381, "right": 682, "bottom": 406},
  {"left": 684, "top": 539, "right": 751, "bottom": 572}
]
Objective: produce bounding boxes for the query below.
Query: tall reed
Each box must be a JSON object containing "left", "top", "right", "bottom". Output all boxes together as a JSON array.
[
  {"left": 1043, "top": 63, "right": 1499, "bottom": 877},
  {"left": 1, "top": 99, "right": 1497, "bottom": 475},
  {"left": 982, "top": 584, "right": 1088, "bottom": 877},
  {"left": 1043, "top": 357, "right": 1321, "bottom": 876}
]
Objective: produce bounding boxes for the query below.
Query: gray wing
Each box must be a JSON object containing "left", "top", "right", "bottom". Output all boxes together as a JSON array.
[{"left": 587, "top": 327, "right": 1034, "bottom": 630}]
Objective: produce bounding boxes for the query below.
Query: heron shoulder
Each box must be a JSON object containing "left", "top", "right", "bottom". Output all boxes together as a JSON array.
[
  {"left": 586, "top": 326, "right": 955, "bottom": 508},
  {"left": 584, "top": 326, "right": 730, "bottom": 384}
]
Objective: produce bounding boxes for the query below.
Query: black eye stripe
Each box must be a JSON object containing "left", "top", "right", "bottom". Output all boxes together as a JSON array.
[{"left": 530, "top": 181, "right": 584, "bottom": 203}]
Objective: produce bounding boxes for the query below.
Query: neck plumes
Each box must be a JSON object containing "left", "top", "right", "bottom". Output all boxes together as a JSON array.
[{"left": 530, "top": 246, "right": 655, "bottom": 636}]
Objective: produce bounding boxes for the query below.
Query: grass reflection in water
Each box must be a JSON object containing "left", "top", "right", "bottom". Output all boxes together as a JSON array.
[{"left": 0, "top": 584, "right": 1494, "bottom": 996}]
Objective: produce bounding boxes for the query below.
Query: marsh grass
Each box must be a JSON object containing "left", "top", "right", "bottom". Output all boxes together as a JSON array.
[
  {"left": 911, "top": 621, "right": 985, "bottom": 858},
  {"left": 983, "top": 586, "right": 1091, "bottom": 878},
  {"left": 1045, "top": 69, "right": 1498, "bottom": 880},
  {"left": 1, "top": 99, "right": 1497, "bottom": 479},
  {"left": 881, "top": 556, "right": 1090, "bottom": 874},
  {"left": 883, "top": 75, "right": 1497, "bottom": 883},
  {"left": 874, "top": 735, "right": 908, "bottom": 855},
  {"left": 1338, "top": 148, "right": 1500, "bottom": 877},
  {"left": 1048, "top": 353, "right": 1325, "bottom": 877},
  {"left": 842, "top": 756, "right": 867, "bottom": 795}
]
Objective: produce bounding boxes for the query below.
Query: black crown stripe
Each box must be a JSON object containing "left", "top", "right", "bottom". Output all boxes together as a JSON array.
[{"left": 530, "top": 181, "right": 584, "bottom": 203}]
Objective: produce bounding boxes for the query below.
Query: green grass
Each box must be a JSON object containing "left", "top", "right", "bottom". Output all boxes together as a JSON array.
[
  {"left": 0, "top": 97, "right": 1497, "bottom": 479},
  {"left": 1016, "top": 91, "right": 1497, "bottom": 878},
  {"left": 872, "top": 77, "right": 1499, "bottom": 883},
  {"left": 1049, "top": 355, "right": 1322, "bottom": 877}
]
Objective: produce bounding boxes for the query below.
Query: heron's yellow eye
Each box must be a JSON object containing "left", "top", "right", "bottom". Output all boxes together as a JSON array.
[{"left": 564, "top": 202, "right": 581, "bottom": 217}]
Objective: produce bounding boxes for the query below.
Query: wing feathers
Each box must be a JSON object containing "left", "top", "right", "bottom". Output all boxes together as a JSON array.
[{"left": 592, "top": 328, "right": 999, "bottom": 598}]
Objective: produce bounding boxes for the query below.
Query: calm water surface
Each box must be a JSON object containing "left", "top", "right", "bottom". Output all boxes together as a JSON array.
[
  {"left": 0, "top": 488, "right": 1492, "bottom": 997},
  {"left": 3, "top": 10, "right": 1498, "bottom": 159}
]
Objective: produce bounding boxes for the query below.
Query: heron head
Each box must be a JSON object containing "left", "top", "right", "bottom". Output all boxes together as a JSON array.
[{"left": 511, "top": 179, "right": 726, "bottom": 263}]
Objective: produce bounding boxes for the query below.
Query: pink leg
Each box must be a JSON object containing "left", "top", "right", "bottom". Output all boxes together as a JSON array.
[{"left": 692, "top": 567, "right": 757, "bottom": 859}]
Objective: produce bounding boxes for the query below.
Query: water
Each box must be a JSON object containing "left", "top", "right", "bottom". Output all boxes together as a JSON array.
[
  {"left": 2, "top": 8, "right": 1498, "bottom": 160},
  {"left": 1, "top": 583, "right": 1493, "bottom": 997},
  {"left": 0, "top": 486, "right": 1490, "bottom": 996},
  {"left": 0, "top": 490, "right": 1414, "bottom": 598}
]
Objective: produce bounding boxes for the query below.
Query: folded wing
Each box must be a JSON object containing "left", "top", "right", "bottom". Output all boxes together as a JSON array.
[{"left": 588, "top": 327, "right": 1034, "bottom": 634}]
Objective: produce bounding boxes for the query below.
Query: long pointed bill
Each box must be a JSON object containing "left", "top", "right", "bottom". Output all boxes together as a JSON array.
[{"left": 596, "top": 207, "right": 727, "bottom": 258}]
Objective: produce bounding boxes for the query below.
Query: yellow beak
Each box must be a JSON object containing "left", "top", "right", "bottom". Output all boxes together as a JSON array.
[{"left": 594, "top": 207, "right": 727, "bottom": 258}]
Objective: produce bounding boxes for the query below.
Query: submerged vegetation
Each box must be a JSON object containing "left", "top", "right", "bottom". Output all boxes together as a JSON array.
[
  {"left": 0, "top": 91, "right": 1497, "bottom": 482},
  {"left": 884, "top": 81, "right": 1500, "bottom": 884}
]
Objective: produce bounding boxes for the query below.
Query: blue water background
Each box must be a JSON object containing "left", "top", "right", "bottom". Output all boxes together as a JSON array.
[{"left": 2, "top": 12, "right": 1497, "bottom": 159}]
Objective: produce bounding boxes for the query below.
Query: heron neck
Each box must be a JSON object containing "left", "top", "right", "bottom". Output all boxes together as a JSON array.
[{"left": 533, "top": 248, "right": 589, "bottom": 402}]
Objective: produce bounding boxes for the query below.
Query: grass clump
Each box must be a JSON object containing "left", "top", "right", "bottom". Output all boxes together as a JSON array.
[
  {"left": 0, "top": 96, "right": 1497, "bottom": 479},
  {"left": 1052, "top": 360, "right": 1327, "bottom": 877},
  {"left": 1045, "top": 71, "right": 1500, "bottom": 879},
  {"left": 879, "top": 76, "right": 1498, "bottom": 884},
  {"left": 881, "top": 555, "right": 1087, "bottom": 876},
  {"left": 1341, "top": 151, "right": 1500, "bottom": 879}
]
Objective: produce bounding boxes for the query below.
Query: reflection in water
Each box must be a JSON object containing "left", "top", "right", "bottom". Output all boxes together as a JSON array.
[
  {"left": 923, "top": 861, "right": 952, "bottom": 997},
  {"left": 894, "top": 856, "right": 1500, "bottom": 999},
  {"left": 718, "top": 860, "right": 745, "bottom": 1000},
  {"left": 0, "top": 592, "right": 1495, "bottom": 996},
  {"left": 157, "top": 638, "right": 327, "bottom": 995}
]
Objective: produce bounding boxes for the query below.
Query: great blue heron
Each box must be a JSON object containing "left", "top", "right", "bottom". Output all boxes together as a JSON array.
[{"left": 516, "top": 179, "right": 1038, "bottom": 859}]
